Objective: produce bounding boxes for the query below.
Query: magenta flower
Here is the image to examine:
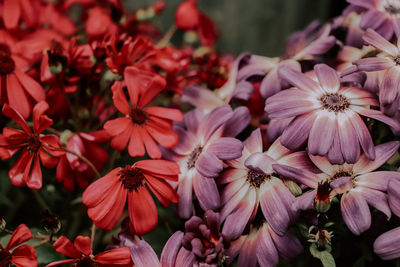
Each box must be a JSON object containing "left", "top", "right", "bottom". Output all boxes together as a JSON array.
[
  {"left": 374, "top": 226, "right": 400, "bottom": 260},
  {"left": 226, "top": 220, "right": 303, "bottom": 267},
  {"left": 160, "top": 211, "right": 230, "bottom": 267},
  {"left": 218, "top": 129, "right": 315, "bottom": 238},
  {"left": 280, "top": 141, "right": 400, "bottom": 235},
  {"left": 266, "top": 63, "right": 400, "bottom": 164},
  {"left": 347, "top": 0, "right": 400, "bottom": 40},
  {"left": 162, "top": 105, "right": 249, "bottom": 218},
  {"left": 354, "top": 29, "right": 400, "bottom": 115}
]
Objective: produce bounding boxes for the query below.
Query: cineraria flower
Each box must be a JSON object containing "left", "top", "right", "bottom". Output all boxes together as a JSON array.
[
  {"left": 104, "top": 75, "right": 183, "bottom": 159},
  {"left": 266, "top": 64, "right": 400, "bottom": 164},
  {"left": 82, "top": 159, "right": 179, "bottom": 234},
  {"left": 45, "top": 235, "right": 132, "bottom": 267},
  {"left": 374, "top": 226, "right": 400, "bottom": 260},
  {"left": 0, "top": 224, "right": 37, "bottom": 267},
  {"left": 347, "top": 0, "right": 400, "bottom": 40},
  {"left": 225, "top": 220, "right": 303, "bottom": 267},
  {"left": 281, "top": 141, "right": 400, "bottom": 235},
  {"left": 0, "top": 42, "right": 45, "bottom": 119},
  {"left": 162, "top": 105, "right": 248, "bottom": 218},
  {"left": 161, "top": 211, "right": 230, "bottom": 267},
  {"left": 354, "top": 29, "right": 400, "bottom": 115},
  {"left": 219, "top": 129, "right": 315, "bottom": 238},
  {"left": 56, "top": 130, "right": 109, "bottom": 191},
  {"left": 0, "top": 102, "right": 64, "bottom": 189}
]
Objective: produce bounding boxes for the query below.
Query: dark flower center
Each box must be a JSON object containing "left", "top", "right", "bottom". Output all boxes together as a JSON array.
[
  {"left": 77, "top": 256, "right": 96, "bottom": 267},
  {"left": 130, "top": 106, "right": 148, "bottom": 125},
  {"left": 0, "top": 43, "right": 15, "bottom": 75},
  {"left": 384, "top": 3, "right": 400, "bottom": 15},
  {"left": 27, "top": 134, "right": 42, "bottom": 154},
  {"left": 187, "top": 146, "right": 203, "bottom": 169},
  {"left": 330, "top": 171, "right": 352, "bottom": 181},
  {"left": 119, "top": 165, "right": 145, "bottom": 191},
  {"left": 247, "top": 170, "right": 271, "bottom": 188},
  {"left": 320, "top": 93, "right": 349, "bottom": 112},
  {"left": 0, "top": 246, "right": 11, "bottom": 266},
  {"left": 394, "top": 56, "right": 400, "bottom": 65}
]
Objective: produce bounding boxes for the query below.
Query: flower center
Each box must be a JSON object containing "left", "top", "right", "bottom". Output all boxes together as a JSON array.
[
  {"left": 247, "top": 170, "right": 271, "bottom": 188},
  {"left": 77, "top": 256, "right": 96, "bottom": 267},
  {"left": 320, "top": 93, "right": 349, "bottom": 112},
  {"left": 0, "top": 43, "right": 15, "bottom": 76},
  {"left": 27, "top": 134, "right": 42, "bottom": 154},
  {"left": 119, "top": 165, "right": 145, "bottom": 191},
  {"left": 130, "top": 106, "right": 148, "bottom": 125},
  {"left": 383, "top": 0, "right": 400, "bottom": 16},
  {"left": 329, "top": 171, "right": 352, "bottom": 182},
  {"left": 0, "top": 246, "right": 11, "bottom": 266},
  {"left": 187, "top": 146, "right": 203, "bottom": 169}
]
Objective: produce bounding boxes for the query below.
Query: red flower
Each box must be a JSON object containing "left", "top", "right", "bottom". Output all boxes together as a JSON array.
[
  {"left": 45, "top": 235, "right": 132, "bottom": 267},
  {"left": 0, "top": 42, "right": 45, "bottom": 119},
  {"left": 56, "top": 130, "right": 110, "bottom": 191},
  {"left": 0, "top": 224, "right": 37, "bottom": 267},
  {"left": 0, "top": 101, "right": 64, "bottom": 189},
  {"left": 104, "top": 74, "right": 183, "bottom": 159},
  {"left": 82, "top": 159, "right": 179, "bottom": 234}
]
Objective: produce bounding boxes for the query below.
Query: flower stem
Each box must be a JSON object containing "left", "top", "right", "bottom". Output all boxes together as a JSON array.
[
  {"left": 157, "top": 25, "right": 177, "bottom": 48},
  {"left": 90, "top": 224, "right": 96, "bottom": 249}
]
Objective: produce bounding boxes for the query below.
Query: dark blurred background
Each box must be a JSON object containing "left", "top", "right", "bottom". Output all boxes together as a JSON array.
[{"left": 126, "top": 0, "right": 347, "bottom": 56}]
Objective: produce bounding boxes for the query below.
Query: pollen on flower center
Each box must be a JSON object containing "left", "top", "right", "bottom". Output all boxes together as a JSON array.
[
  {"left": 320, "top": 93, "right": 349, "bottom": 112},
  {"left": 0, "top": 43, "right": 15, "bottom": 75},
  {"left": 27, "top": 134, "right": 42, "bottom": 154},
  {"left": 187, "top": 145, "right": 203, "bottom": 169},
  {"left": 119, "top": 165, "right": 145, "bottom": 191},
  {"left": 130, "top": 106, "right": 149, "bottom": 125},
  {"left": 247, "top": 169, "right": 270, "bottom": 187},
  {"left": 329, "top": 171, "right": 353, "bottom": 181}
]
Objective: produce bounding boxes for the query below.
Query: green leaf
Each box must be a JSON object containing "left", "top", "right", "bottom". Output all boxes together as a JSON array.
[{"left": 310, "top": 243, "right": 336, "bottom": 267}]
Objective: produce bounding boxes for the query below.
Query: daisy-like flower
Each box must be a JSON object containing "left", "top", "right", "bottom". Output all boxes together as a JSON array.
[
  {"left": 354, "top": 29, "right": 400, "bottom": 115},
  {"left": 225, "top": 220, "right": 303, "bottom": 267},
  {"left": 0, "top": 224, "right": 37, "bottom": 267},
  {"left": 347, "top": 0, "right": 400, "bottom": 40},
  {"left": 161, "top": 211, "right": 230, "bottom": 267},
  {"left": 82, "top": 159, "right": 179, "bottom": 234},
  {"left": 104, "top": 74, "right": 183, "bottom": 159},
  {"left": 0, "top": 42, "right": 45, "bottom": 119},
  {"left": 266, "top": 63, "right": 400, "bottom": 164},
  {"left": 45, "top": 235, "right": 132, "bottom": 267},
  {"left": 162, "top": 105, "right": 248, "bottom": 218},
  {"left": 279, "top": 141, "right": 400, "bottom": 235},
  {"left": 0, "top": 102, "right": 63, "bottom": 189},
  {"left": 219, "top": 129, "right": 315, "bottom": 238}
]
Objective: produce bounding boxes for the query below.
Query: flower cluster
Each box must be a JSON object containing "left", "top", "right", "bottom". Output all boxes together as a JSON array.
[{"left": 2, "top": 0, "right": 400, "bottom": 266}]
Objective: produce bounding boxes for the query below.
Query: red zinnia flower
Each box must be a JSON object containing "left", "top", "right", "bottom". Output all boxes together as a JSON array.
[
  {"left": 0, "top": 101, "right": 64, "bottom": 189},
  {"left": 45, "top": 235, "right": 132, "bottom": 267},
  {"left": 0, "top": 224, "right": 38, "bottom": 267},
  {"left": 104, "top": 74, "right": 183, "bottom": 159},
  {"left": 82, "top": 159, "right": 179, "bottom": 234}
]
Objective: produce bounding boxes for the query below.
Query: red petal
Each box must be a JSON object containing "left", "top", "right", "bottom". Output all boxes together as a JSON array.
[
  {"left": 110, "top": 127, "right": 132, "bottom": 151},
  {"left": 6, "top": 224, "right": 33, "bottom": 250},
  {"left": 145, "top": 107, "right": 183, "bottom": 121},
  {"left": 128, "top": 187, "right": 158, "bottom": 235},
  {"left": 3, "top": 0, "right": 20, "bottom": 29},
  {"left": 26, "top": 156, "right": 42, "bottom": 189},
  {"left": 135, "top": 160, "right": 180, "bottom": 176},
  {"left": 138, "top": 75, "right": 166, "bottom": 106},
  {"left": 145, "top": 122, "right": 179, "bottom": 148},
  {"left": 32, "top": 101, "right": 52, "bottom": 134},
  {"left": 9, "top": 150, "right": 32, "bottom": 187},
  {"left": 104, "top": 117, "right": 131, "bottom": 136},
  {"left": 44, "top": 259, "right": 77, "bottom": 267},
  {"left": 10, "top": 257, "right": 38, "bottom": 267},
  {"left": 7, "top": 74, "right": 31, "bottom": 119},
  {"left": 15, "top": 69, "right": 45, "bottom": 102},
  {"left": 141, "top": 127, "right": 162, "bottom": 159},
  {"left": 94, "top": 247, "right": 132, "bottom": 264},
  {"left": 128, "top": 126, "right": 145, "bottom": 158},
  {"left": 12, "top": 244, "right": 36, "bottom": 259},
  {"left": 2, "top": 104, "right": 31, "bottom": 133},
  {"left": 145, "top": 174, "right": 178, "bottom": 205},
  {"left": 111, "top": 81, "right": 130, "bottom": 114},
  {"left": 52, "top": 236, "right": 81, "bottom": 259},
  {"left": 74, "top": 236, "right": 92, "bottom": 256}
]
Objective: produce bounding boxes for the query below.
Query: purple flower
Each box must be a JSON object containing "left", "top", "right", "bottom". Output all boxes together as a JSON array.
[
  {"left": 354, "top": 29, "right": 400, "bottom": 115},
  {"left": 374, "top": 226, "right": 400, "bottom": 260},
  {"left": 282, "top": 141, "right": 400, "bottom": 235},
  {"left": 160, "top": 210, "right": 230, "bottom": 267},
  {"left": 218, "top": 129, "right": 315, "bottom": 238},
  {"left": 347, "top": 0, "right": 400, "bottom": 40},
  {"left": 162, "top": 105, "right": 250, "bottom": 218},
  {"left": 266, "top": 63, "right": 400, "bottom": 164},
  {"left": 226, "top": 221, "right": 303, "bottom": 267}
]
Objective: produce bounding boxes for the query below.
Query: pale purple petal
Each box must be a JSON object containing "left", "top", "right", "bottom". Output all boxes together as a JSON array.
[
  {"left": 232, "top": 80, "right": 254, "bottom": 100},
  {"left": 353, "top": 57, "right": 394, "bottom": 72},
  {"left": 294, "top": 190, "right": 316, "bottom": 211},
  {"left": 225, "top": 236, "right": 245, "bottom": 265},
  {"left": 184, "top": 108, "right": 204, "bottom": 133},
  {"left": 380, "top": 67, "right": 400, "bottom": 116},
  {"left": 308, "top": 154, "right": 336, "bottom": 176},
  {"left": 245, "top": 152, "right": 274, "bottom": 174},
  {"left": 349, "top": 112, "right": 375, "bottom": 160},
  {"left": 314, "top": 64, "right": 340, "bottom": 93},
  {"left": 177, "top": 172, "right": 194, "bottom": 219},
  {"left": 272, "top": 164, "right": 319, "bottom": 188},
  {"left": 256, "top": 225, "right": 279, "bottom": 267},
  {"left": 376, "top": 18, "right": 394, "bottom": 40},
  {"left": 278, "top": 66, "right": 321, "bottom": 93},
  {"left": 175, "top": 248, "right": 194, "bottom": 267},
  {"left": 388, "top": 178, "right": 400, "bottom": 217},
  {"left": 278, "top": 151, "right": 321, "bottom": 174},
  {"left": 341, "top": 191, "right": 371, "bottom": 235},
  {"left": 308, "top": 110, "right": 336, "bottom": 156},
  {"left": 260, "top": 67, "right": 281, "bottom": 99},
  {"left": 207, "top": 137, "right": 243, "bottom": 160},
  {"left": 195, "top": 151, "right": 223, "bottom": 178},
  {"left": 222, "top": 106, "right": 250, "bottom": 137},
  {"left": 363, "top": 29, "right": 399, "bottom": 56},
  {"left": 243, "top": 128, "right": 263, "bottom": 153},
  {"left": 161, "top": 231, "right": 184, "bottom": 267},
  {"left": 270, "top": 227, "right": 303, "bottom": 260},
  {"left": 355, "top": 171, "right": 400, "bottom": 191},
  {"left": 281, "top": 112, "right": 317, "bottom": 150},
  {"left": 237, "top": 238, "right": 258, "bottom": 267},
  {"left": 358, "top": 186, "right": 391, "bottom": 219},
  {"left": 338, "top": 111, "right": 360, "bottom": 163},
  {"left": 220, "top": 179, "right": 248, "bottom": 217},
  {"left": 130, "top": 240, "right": 160, "bottom": 267},
  {"left": 374, "top": 226, "right": 400, "bottom": 260},
  {"left": 327, "top": 127, "right": 345, "bottom": 165},
  {"left": 193, "top": 173, "right": 220, "bottom": 211},
  {"left": 267, "top": 117, "right": 293, "bottom": 142},
  {"left": 266, "top": 138, "right": 292, "bottom": 160},
  {"left": 360, "top": 10, "right": 386, "bottom": 31},
  {"left": 173, "top": 127, "right": 197, "bottom": 155},
  {"left": 182, "top": 85, "right": 224, "bottom": 110},
  {"left": 199, "top": 105, "right": 233, "bottom": 142},
  {"left": 353, "top": 106, "right": 400, "bottom": 132},
  {"left": 352, "top": 141, "right": 400, "bottom": 174}
]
